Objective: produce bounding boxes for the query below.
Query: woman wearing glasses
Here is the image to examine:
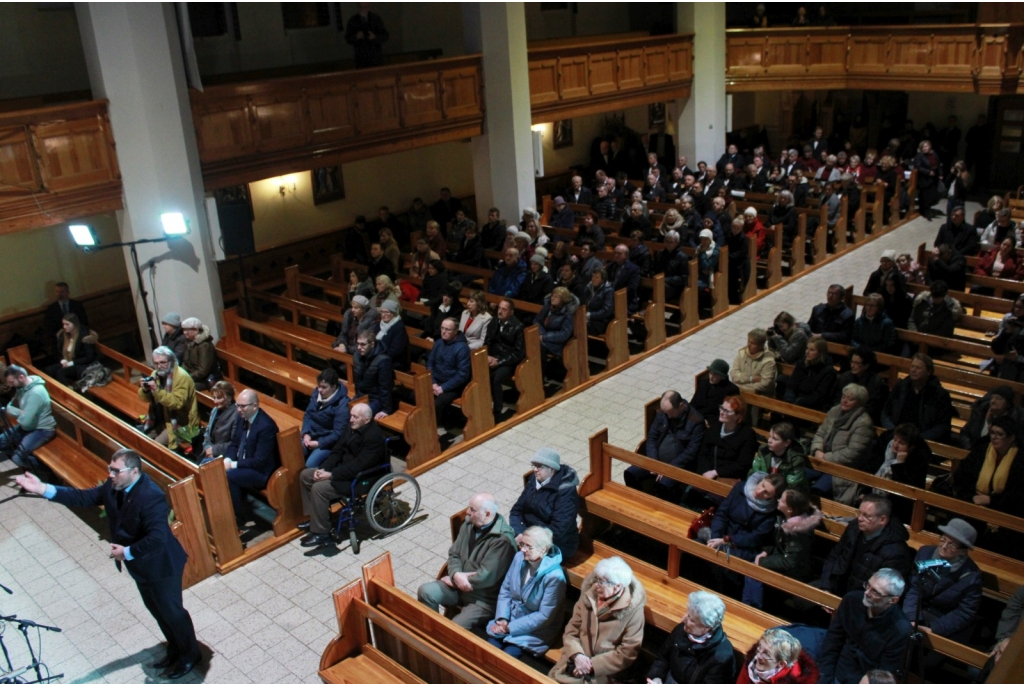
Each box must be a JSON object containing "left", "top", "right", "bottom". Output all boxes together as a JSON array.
[
  {"left": 737, "top": 627, "right": 819, "bottom": 684},
  {"left": 646, "top": 591, "right": 736, "bottom": 684},
  {"left": 549, "top": 556, "right": 646, "bottom": 683},
  {"left": 485, "top": 526, "right": 566, "bottom": 668}
]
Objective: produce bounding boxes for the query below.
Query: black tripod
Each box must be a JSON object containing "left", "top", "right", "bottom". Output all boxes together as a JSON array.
[
  {"left": 0, "top": 613, "right": 63, "bottom": 684},
  {"left": 903, "top": 561, "right": 946, "bottom": 681}
]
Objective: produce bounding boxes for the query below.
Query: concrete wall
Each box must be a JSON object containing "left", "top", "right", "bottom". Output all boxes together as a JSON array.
[{"left": 0, "top": 4, "right": 90, "bottom": 98}]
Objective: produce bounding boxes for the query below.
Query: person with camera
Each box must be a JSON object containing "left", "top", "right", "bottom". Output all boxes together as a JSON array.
[
  {"left": 138, "top": 346, "right": 199, "bottom": 451},
  {"left": 766, "top": 311, "right": 808, "bottom": 364}
]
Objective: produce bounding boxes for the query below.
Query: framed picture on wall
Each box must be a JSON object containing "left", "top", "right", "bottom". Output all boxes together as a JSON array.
[
  {"left": 311, "top": 166, "right": 345, "bottom": 205},
  {"left": 214, "top": 184, "right": 254, "bottom": 219},
  {"left": 648, "top": 102, "right": 666, "bottom": 129},
  {"left": 554, "top": 119, "right": 573, "bottom": 149}
]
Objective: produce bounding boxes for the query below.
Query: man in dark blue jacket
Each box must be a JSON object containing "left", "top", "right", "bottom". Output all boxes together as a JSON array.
[
  {"left": 353, "top": 331, "right": 394, "bottom": 418},
  {"left": 509, "top": 448, "right": 580, "bottom": 559},
  {"left": 488, "top": 247, "right": 528, "bottom": 298},
  {"left": 808, "top": 284, "right": 855, "bottom": 345},
  {"left": 301, "top": 368, "right": 350, "bottom": 468},
  {"left": 606, "top": 244, "right": 641, "bottom": 314},
  {"left": 426, "top": 318, "right": 471, "bottom": 416},
  {"left": 488, "top": 299, "right": 525, "bottom": 422},
  {"left": 16, "top": 450, "right": 201, "bottom": 678},
  {"left": 224, "top": 389, "right": 280, "bottom": 525},
  {"left": 652, "top": 231, "right": 691, "bottom": 303},
  {"left": 625, "top": 390, "right": 706, "bottom": 499}
]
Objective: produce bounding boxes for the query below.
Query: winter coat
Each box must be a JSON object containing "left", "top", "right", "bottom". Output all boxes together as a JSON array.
[
  {"left": 908, "top": 291, "right": 963, "bottom": 337},
  {"left": 767, "top": 326, "right": 809, "bottom": 364},
  {"left": 652, "top": 246, "right": 690, "bottom": 300},
  {"left": 181, "top": 325, "right": 217, "bottom": 386},
  {"left": 881, "top": 374, "right": 954, "bottom": 442},
  {"left": 810, "top": 404, "right": 875, "bottom": 504},
  {"left": 161, "top": 326, "right": 188, "bottom": 363},
  {"left": 737, "top": 648, "right": 819, "bottom": 684},
  {"left": 584, "top": 281, "right": 615, "bottom": 333},
  {"left": 320, "top": 420, "right": 387, "bottom": 487},
  {"left": 818, "top": 591, "right": 911, "bottom": 684},
  {"left": 426, "top": 332, "right": 471, "bottom": 393},
  {"left": 489, "top": 315, "right": 526, "bottom": 368},
  {"left": 301, "top": 387, "right": 350, "bottom": 452},
  {"left": 138, "top": 365, "right": 199, "bottom": 449},
  {"left": 757, "top": 508, "right": 823, "bottom": 579},
  {"left": 458, "top": 309, "right": 493, "bottom": 351},
  {"left": 452, "top": 235, "right": 484, "bottom": 270},
  {"left": 509, "top": 465, "right": 581, "bottom": 559},
  {"left": 202, "top": 403, "right": 237, "bottom": 459},
  {"left": 353, "top": 344, "right": 394, "bottom": 415},
  {"left": 903, "top": 546, "right": 982, "bottom": 642},
  {"left": 935, "top": 220, "right": 979, "bottom": 257},
  {"left": 550, "top": 571, "right": 647, "bottom": 683},
  {"left": 697, "top": 244, "right": 720, "bottom": 290},
  {"left": 376, "top": 318, "right": 409, "bottom": 370},
  {"left": 447, "top": 514, "right": 517, "bottom": 608},
  {"left": 852, "top": 313, "right": 898, "bottom": 355},
  {"left": 520, "top": 269, "right": 554, "bottom": 305},
  {"left": 819, "top": 514, "right": 912, "bottom": 596},
  {"left": 865, "top": 267, "right": 902, "bottom": 297},
  {"left": 749, "top": 441, "right": 809, "bottom": 492},
  {"left": 975, "top": 246, "right": 1021, "bottom": 279},
  {"left": 647, "top": 623, "right": 737, "bottom": 684},
  {"left": 489, "top": 260, "right": 528, "bottom": 298},
  {"left": 607, "top": 259, "right": 641, "bottom": 314},
  {"left": 332, "top": 308, "right": 379, "bottom": 352},
  {"left": 731, "top": 347, "right": 777, "bottom": 396},
  {"left": 629, "top": 244, "right": 652, "bottom": 277},
  {"left": 959, "top": 394, "right": 1024, "bottom": 450},
  {"left": 646, "top": 405, "right": 707, "bottom": 472},
  {"left": 832, "top": 369, "right": 889, "bottom": 425},
  {"left": 709, "top": 473, "right": 779, "bottom": 560},
  {"left": 696, "top": 423, "right": 759, "bottom": 480},
  {"left": 807, "top": 302, "right": 854, "bottom": 344},
  {"left": 537, "top": 293, "right": 580, "bottom": 356},
  {"left": 951, "top": 438, "right": 1024, "bottom": 517},
  {"left": 782, "top": 358, "right": 837, "bottom": 412},
  {"left": 6, "top": 375, "right": 56, "bottom": 432},
  {"left": 690, "top": 375, "right": 740, "bottom": 428},
  {"left": 421, "top": 301, "right": 463, "bottom": 341},
  {"left": 486, "top": 548, "right": 567, "bottom": 655}
]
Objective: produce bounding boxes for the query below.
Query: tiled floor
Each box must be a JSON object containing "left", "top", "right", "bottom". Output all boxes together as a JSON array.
[{"left": 0, "top": 207, "right": 964, "bottom": 683}]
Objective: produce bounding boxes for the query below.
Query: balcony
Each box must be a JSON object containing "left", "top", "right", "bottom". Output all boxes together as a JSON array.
[
  {"left": 190, "top": 55, "right": 485, "bottom": 190},
  {"left": 0, "top": 100, "right": 122, "bottom": 234},
  {"left": 528, "top": 32, "right": 694, "bottom": 123},
  {"left": 726, "top": 24, "right": 1024, "bottom": 94}
]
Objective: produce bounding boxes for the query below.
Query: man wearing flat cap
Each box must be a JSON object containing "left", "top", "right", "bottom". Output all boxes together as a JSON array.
[{"left": 509, "top": 448, "right": 580, "bottom": 559}]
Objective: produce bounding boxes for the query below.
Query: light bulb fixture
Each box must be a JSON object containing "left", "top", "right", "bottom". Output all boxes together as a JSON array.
[
  {"left": 69, "top": 224, "right": 98, "bottom": 247},
  {"left": 160, "top": 212, "right": 190, "bottom": 237}
]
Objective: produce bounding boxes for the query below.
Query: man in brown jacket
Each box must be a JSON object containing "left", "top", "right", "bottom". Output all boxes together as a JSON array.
[{"left": 417, "top": 492, "right": 516, "bottom": 630}]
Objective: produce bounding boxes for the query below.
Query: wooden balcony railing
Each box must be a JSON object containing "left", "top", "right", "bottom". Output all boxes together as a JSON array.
[
  {"left": 190, "top": 55, "right": 485, "bottom": 190},
  {"left": 528, "top": 32, "right": 694, "bottom": 123},
  {"left": 0, "top": 100, "right": 122, "bottom": 234},
  {"left": 726, "top": 24, "right": 1024, "bottom": 94}
]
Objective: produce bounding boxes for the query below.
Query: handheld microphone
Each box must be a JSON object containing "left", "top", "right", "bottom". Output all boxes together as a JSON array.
[{"left": 915, "top": 558, "right": 950, "bottom": 572}]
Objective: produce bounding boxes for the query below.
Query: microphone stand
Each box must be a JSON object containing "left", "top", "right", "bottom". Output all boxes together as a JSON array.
[
  {"left": 0, "top": 614, "right": 63, "bottom": 683},
  {"left": 904, "top": 564, "right": 941, "bottom": 681}
]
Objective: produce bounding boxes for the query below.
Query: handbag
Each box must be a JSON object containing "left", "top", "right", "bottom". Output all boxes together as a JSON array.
[{"left": 687, "top": 506, "right": 716, "bottom": 540}]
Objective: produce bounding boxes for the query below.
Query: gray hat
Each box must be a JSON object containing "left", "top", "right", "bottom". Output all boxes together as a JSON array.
[
  {"left": 162, "top": 311, "right": 181, "bottom": 327},
  {"left": 707, "top": 359, "right": 730, "bottom": 377},
  {"left": 351, "top": 295, "right": 370, "bottom": 308},
  {"left": 514, "top": 231, "right": 531, "bottom": 242},
  {"left": 380, "top": 299, "right": 399, "bottom": 313},
  {"left": 531, "top": 448, "right": 561, "bottom": 471},
  {"left": 554, "top": 196, "right": 566, "bottom": 205},
  {"left": 530, "top": 254, "right": 546, "bottom": 266},
  {"left": 938, "top": 518, "right": 976, "bottom": 550}
]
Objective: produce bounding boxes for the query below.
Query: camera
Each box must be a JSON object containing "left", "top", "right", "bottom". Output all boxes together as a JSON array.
[
  {"left": 767, "top": 325, "right": 782, "bottom": 337},
  {"left": 141, "top": 375, "right": 155, "bottom": 384}
]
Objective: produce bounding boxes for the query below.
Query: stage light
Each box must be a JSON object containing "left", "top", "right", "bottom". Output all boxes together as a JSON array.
[
  {"left": 69, "top": 224, "right": 97, "bottom": 247},
  {"left": 160, "top": 212, "right": 189, "bottom": 237}
]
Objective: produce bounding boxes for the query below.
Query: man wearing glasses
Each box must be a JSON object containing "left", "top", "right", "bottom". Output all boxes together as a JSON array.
[
  {"left": 16, "top": 449, "right": 201, "bottom": 679},
  {"left": 818, "top": 568, "right": 911, "bottom": 683},
  {"left": 222, "top": 389, "right": 280, "bottom": 527},
  {"left": 138, "top": 346, "right": 199, "bottom": 451}
]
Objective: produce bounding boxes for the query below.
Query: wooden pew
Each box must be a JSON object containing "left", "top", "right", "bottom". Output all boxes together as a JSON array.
[
  {"left": 562, "top": 304, "right": 590, "bottom": 391},
  {"left": 907, "top": 281, "right": 1014, "bottom": 319},
  {"left": 639, "top": 273, "right": 667, "bottom": 349},
  {"left": 449, "top": 347, "right": 495, "bottom": 440},
  {"left": 587, "top": 288, "right": 629, "bottom": 371}
]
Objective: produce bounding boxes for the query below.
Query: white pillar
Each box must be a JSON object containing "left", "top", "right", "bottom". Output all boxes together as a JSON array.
[
  {"left": 676, "top": 2, "right": 728, "bottom": 168},
  {"left": 463, "top": 2, "right": 536, "bottom": 219},
  {"left": 76, "top": 2, "right": 224, "bottom": 354}
]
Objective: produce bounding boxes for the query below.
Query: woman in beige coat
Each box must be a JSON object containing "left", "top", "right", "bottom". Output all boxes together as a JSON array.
[
  {"left": 550, "top": 556, "right": 646, "bottom": 684},
  {"left": 809, "top": 383, "right": 876, "bottom": 504},
  {"left": 458, "top": 290, "right": 494, "bottom": 351}
]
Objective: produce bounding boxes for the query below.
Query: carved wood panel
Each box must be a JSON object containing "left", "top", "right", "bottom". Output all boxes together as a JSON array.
[
  {"left": 932, "top": 36, "right": 976, "bottom": 76},
  {"left": 441, "top": 67, "right": 482, "bottom": 119},
  {"left": 807, "top": 35, "right": 848, "bottom": 74},
  {"left": 847, "top": 37, "right": 890, "bottom": 74},
  {"left": 529, "top": 59, "right": 559, "bottom": 104},
  {"left": 307, "top": 85, "right": 355, "bottom": 142},
  {"left": 251, "top": 94, "right": 307, "bottom": 153},
  {"left": 399, "top": 75, "right": 442, "bottom": 127},
  {"left": 725, "top": 37, "right": 765, "bottom": 74},
  {"left": 0, "top": 126, "right": 41, "bottom": 192},
  {"left": 889, "top": 37, "right": 932, "bottom": 74},
  {"left": 193, "top": 97, "right": 255, "bottom": 162},
  {"left": 589, "top": 53, "right": 618, "bottom": 94},
  {"left": 558, "top": 56, "right": 590, "bottom": 99},
  {"left": 766, "top": 38, "right": 807, "bottom": 73},
  {"left": 353, "top": 78, "right": 400, "bottom": 135},
  {"left": 644, "top": 45, "right": 669, "bottom": 85},
  {"left": 668, "top": 41, "right": 693, "bottom": 81},
  {"left": 617, "top": 49, "right": 644, "bottom": 90},
  {"left": 32, "top": 116, "right": 119, "bottom": 192}
]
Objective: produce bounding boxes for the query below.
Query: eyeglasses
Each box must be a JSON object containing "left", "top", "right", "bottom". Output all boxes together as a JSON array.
[
  {"left": 152, "top": 359, "right": 171, "bottom": 367},
  {"left": 237, "top": 402, "right": 256, "bottom": 409},
  {"left": 108, "top": 466, "right": 132, "bottom": 476},
  {"left": 718, "top": 406, "right": 736, "bottom": 415},
  {"left": 863, "top": 582, "right": 895, "bottom": 599},
  {"left": 938, "top": 536, "right": 964, "bottom": 550},
  {"left": 990, "top": 430, "right": 1008, "bottom": 440},
  {"left": 518, "top": 542, "right": 536, "bottom": 552},
  {"left": 594, "top": 579, "right": 619, "bottom": 588}
]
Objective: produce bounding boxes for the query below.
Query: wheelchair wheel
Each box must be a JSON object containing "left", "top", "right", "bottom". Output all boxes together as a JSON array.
[
  {"left": 365, "top": 472, "right": 420, "bottom": 534},
  {"left": 349, "top": 530, "right": 360, "bottom": 555}
]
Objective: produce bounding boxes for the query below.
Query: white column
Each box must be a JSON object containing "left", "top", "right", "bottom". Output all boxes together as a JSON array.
[
  {"left": 675, "top": 2, "right": 728, "bottom": 168},
  {"left": 76, "top": 2, "right": 224, "bottom": 354},
  {"left": 463, "top": 2, "right": 536, "bottom": 218}
]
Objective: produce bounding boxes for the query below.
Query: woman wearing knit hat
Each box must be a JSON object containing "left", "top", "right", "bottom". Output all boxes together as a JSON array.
[
  {"left": 160, "top": 312, "right": 187, "bottom": 362},
  {"left": 509, "top": 448, "right": 580, "bottom": 559}
]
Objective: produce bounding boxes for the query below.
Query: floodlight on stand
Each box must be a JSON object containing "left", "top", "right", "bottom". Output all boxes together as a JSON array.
[
  {"left": 160, "top": 212, "right": 189, "bottom": 237},
  {"left": 69, "top": 224, "right": 97, "bottom": 248}
]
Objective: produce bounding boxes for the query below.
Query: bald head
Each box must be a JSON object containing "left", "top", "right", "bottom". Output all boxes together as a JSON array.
[
  {"left": 237, "top": 389, "right": 259, "bottom": 421},
  {"left": 350, "top": 402, "right": 373, "bottom": 430},
  {"left": 467, "top": 492, "right": 498, "bottom": 527}
]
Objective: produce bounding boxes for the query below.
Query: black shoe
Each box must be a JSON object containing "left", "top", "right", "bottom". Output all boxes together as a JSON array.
[
  {"left": 163, "top": 653, "right": 200, "bottom": 680},
  {"left": 297, "top": 521, "right": 310, "bottom": 532},
  {"left": 152, "top": 652, "right": 179, "bottom": 670},
  {"left": 300, "top": 533, "right": 333, "bottom": 548}
]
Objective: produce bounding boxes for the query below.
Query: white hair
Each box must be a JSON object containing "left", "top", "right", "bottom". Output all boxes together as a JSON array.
[
  {"left": 522, "top": 526, "right": 553, "bottom": 553},
  {"left": 664, "top": 230, "right": 680, "bottom": 242},
  {"left": 744, "top": 207, "right": 757, "bottom": 217},
  {"left": 151, "top": 346, "right": 178, "bottom": 367},
  {"left": 593, "top": 556, "right": 634, "bottom": 586},
  {"left": 872, "top": 568, "right": 905, "bottom": 598},
  {"left": 687, "top": 591, "right": 726, "bottom": 629}
]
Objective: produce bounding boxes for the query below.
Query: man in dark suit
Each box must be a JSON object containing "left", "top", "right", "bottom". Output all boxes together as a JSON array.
[
  {"left": 16, "top": 449, "right": 201, "bottom": 678},
  {"left": 297, "top": 403, "right": 386, "bottom": 548},
  {"left": 565, "top": 175, "right": 592, "bottom": 205},
  {"left": 488, "top": 298, "right": 525, "bottom": 423},
  {"left": 344, "top": 3, "right": 389, "bottom": 69},
  {"left": 606, "top": 244, "right": 641, "bottom": 314},
  {"left": 366, "top": 205, "right": 406, "bottom": 249},
  {"left": 648, "top": 126, "right": 676, "bottom": 169},
  {"left": 808, "top": 126, "right": 828, "bottom": 159},
  {"left": 644, "top": 152, "right": 668, "bottom": 188},
  {"left": 43, "top": 282, "right": 89, "bottom": 356},
  {"left": 430, "top": 187, "right": 463, "bottom": 234},
  {"left": 716, "top": 144, "right": 744, "bottom": 174},
  {"left": 223, "top": 389, "right": 280, "bottom": 525}
]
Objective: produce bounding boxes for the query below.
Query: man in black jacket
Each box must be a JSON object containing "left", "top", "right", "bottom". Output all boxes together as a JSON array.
[
  {"left": 933, "top": 206, "right": 978, "bottom": 257},
  {"left": 652, "top": 231, "right": 690, "bottom": 303},
  {"left": 353, "top": 331, "right": 394, "bottom": 419},
  {"left": 488, "top": 299, "right": 525, "bottom": 422},
  {"left": 881, "top": 353, "right": 955, "bottom": 443},
  {"left": 298, "top": 404, "right": 386, "bottom": 548},
  {"left": 808, "top": 284, "right": 855, "bottom": 344},
  {"left": 816, "top": 494, "right": 912, "bottom": 596},
  {"left": 344, "top": 3, "right": 389, "bottom": 69},
  {"left": 626, "top": 390, "right": 706, "bottom": 500},
  {"left": 690, "top": 359, "right": 739, "bottom": 428},
  {"left": 509, "top": 448, "right": 580, "bottom": 559},
  {"left": 16, "top": 450, "right": 201, "bottom": 678},
  {"left": 606, "top": 244, "right": 641, "bottom": 314}
]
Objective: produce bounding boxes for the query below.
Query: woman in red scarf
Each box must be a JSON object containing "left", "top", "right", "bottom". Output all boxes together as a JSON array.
[{"left": 737, "top": 628, "right": 819, "bottom": 684}]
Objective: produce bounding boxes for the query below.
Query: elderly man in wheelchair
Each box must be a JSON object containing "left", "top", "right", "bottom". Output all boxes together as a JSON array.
[{"left": 296, "top": 400, "right": 417, "bottom": 551}]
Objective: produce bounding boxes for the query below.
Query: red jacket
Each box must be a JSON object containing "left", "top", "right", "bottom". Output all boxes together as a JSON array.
[
  {"left": 975, "top": 247, "right": 1022, "bottom": 280},
  {"left": 745, "top": 219, "right": 767, "bottom": 255},
  {"left": 736, "top": 650, "right": 819, "bottom": 684}
]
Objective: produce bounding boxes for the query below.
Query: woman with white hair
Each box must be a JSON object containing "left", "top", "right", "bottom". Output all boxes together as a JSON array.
[
  {"left": 738, "top": 627, "right": 819, "bottom": 683},
  {"left": 809, "top": 383, "right": 876, "bottom": 505},
  {"left": 485, "top": 526, "right": 567, "bottom": 664},
  {"left": 180, "top": 317, "right": 217, "bottom": 390},
  {"left": 647, "top": 591, "right": 736, "bottom": 683},
  {"left": 549, "top": 556, "right": 646, "bottom": 683}
]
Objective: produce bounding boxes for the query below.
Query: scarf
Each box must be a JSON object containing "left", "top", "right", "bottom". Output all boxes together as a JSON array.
[
  {"left": 744, "top": 474, "right": 778, "bottom": 514},
  {"left": 874, "top": 439, "right": 900, "bottom": 483},
  {"left": 976, "top": 444, "right": 1018, "bottom": 496},
  {"left": 377, "top": 317, "right": 396, "bottom": 341},
  {"left": 747, "top": 659, "right": 788, "bottom": 684},
  {"left": 687, "top": 630, "right": 714, "bottom": 644},
  {"left": 594, "top": 588, "right": 624, "bottom": 619}
]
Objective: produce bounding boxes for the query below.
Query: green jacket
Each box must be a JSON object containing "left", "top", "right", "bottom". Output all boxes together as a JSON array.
[
  {"left": 749, "top": 441, "right": 810, "bottom": 492},
  {"left": 448, "top": 513, "right": 517, "bottom": 608},
  {"left": 758, "top": 508, "right": 823, "bottom": 579},
  {"left": 139, "top": 365, "right": 199, "bottom": 448},
  {"left": 8, "top": 375, "right": 56, "bottom": 432}
]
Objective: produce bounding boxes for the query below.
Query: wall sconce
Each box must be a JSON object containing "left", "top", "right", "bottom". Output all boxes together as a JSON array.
[{"left": 275, "top": 174, "right": 298, "bottom": 197}]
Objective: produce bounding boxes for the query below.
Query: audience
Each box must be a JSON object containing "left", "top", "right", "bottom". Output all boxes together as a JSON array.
[
  {"left": 726, "top": 217, "right": 751, "bottom": 305},
  {"left": 864, "top": 250, "right": 903, "bottom": 297},
  {"left": 372, "top": 274, "right": 402, "bottom": 313},
  {"left": 201, "top": 380, "right": 237, "bottom": 462},
  {"left": 421, "top": 283, "right": 463, "bottom": 342},
  {"left": 489, "top": 248, "right": 528, "bottom": 298},
  {"left": 45, "top": 313, "right": 96, "bottom": 386},
  {"left": 509, "top": 448, "right": 580, "bottom": 559},
  {"left": 766, "top": 311, "right": 809, "bottom": 364},
  {"left": 376, "top": 300, "right": 408, "bottom": 369},
  {"left": 606, "top": 244, "right": 641, "bottom": 315},
  {"left": 160, "top": 311, "right": 188, "bottom": 363},
  {"left": 625, "top": 390, "right": 706, "bottom": 499},
  {"left": 990, "top": 585, "right": 1024, "bottom": 670},
  {"left": 780, "top": 338, "right": 837, "bottom": 413},
  {"left": 43, "top": 282, "right": 89, "bottom": 357},
  {"left": 869, "top": 422, "right": 932, "bottom": 492},
  {"left": 979, "top": 208, "right": 1019, "bottom": 249},
  {"left": 646, "top": 592, "right": 736, "bottom": 684},
  {"left": 975, "top": 236, "right": 1021, "bottom": 283},
  {"left": 818, "top": 568, "right": 911, "bottom": 684},
  {"left": 746, "top": 489, "right": 821, "bottom": 609},
  {"left": 138, "top": 346, "right": 199, "bottom": 450},
  {"left": 694, "top": 395, "right": 759, "bottom": 481},
  {"left": 881, "top": 271, "right": 913, "bottom": 330},
  {"left": 485, "top": 525, "right": 567, "bottom": 665},
  {"left": 852, "top": 294, "right": 897, "bottom": 355},
  {"left": 690, "top": 359, "right": 739, "bottom": 428},
  {"left": 881, "top": 353, "right": 954, "bottom": 443},
  {"left": 178, "top": 317, "right": 216, "bottom": 390},
  {"left": 352, "top": 330, "right": 394, "bottom": 419},
  {"left": 949, "top": 414, "right": 1023, "bottom": 522},
  {"left": 333, "top": 295, "right": 379, "bottom": 354},
  {"left": 895, "top": 252, "right": 925, "bottom": 286},
  {"left": 458, "top": 291, "right": 494, "bottom": 351},
  {"left": 536, "top": 287, "right": 580, "bottom": 357},
  {"left": 300, "top": 368, "right": 350, "bottom": 469},
  {"left": 808, "top": 284, "right": 855, "bottom": 344},
  {"left": 549, "top": 556, "right": 646, "bottom": 683},
  {"left": 0, "top": 364, "right": 56, "bottom": 475},
  {"left": 418, "top": 493, "right": 516, "bottom": 631},
  {"left": 737, "top": 627, "right": 820, "bottom": 684},
  {"left": 958, "top": 386, "right": 1022, "bottom": 450},
  {"left": 426, "top": 318, "right": 471, "bottom": 419},
  {"left": 521, "top": 254, "right": 554, "bottom": 306},
  {"left": 908, "top": 280, "right": 962, "bottom": 336},
  {"left": 582, "top": 268, "right": 614, "bottom": 336},
  {"left": 750, "top": 422, "right": 809, "bottom": 492},
  {"left": 651, "top": 230, "right": 690, "bottom": 303},
  {"left": 222, "top": 389, "right": 281, "bottom": 527},
  {"left": 809, "top": 383, "right": 876, "bottom": 505},
  {"left": 926, "top": 244, "right": 966, "bottom": 292},
  {"left": 297, "top": 404, "right": 385, "bottom": 549},
  {"left": 832, "top": 348, "right": 888, "bottom": 424},
  {"left": 731, "top": 328, "right": 777, "bottom": 411},
  {"left": 934, "top": 206, "right": 979, "bottom": 257}
]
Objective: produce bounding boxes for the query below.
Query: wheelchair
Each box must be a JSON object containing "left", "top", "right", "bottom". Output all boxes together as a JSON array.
[{"left": 331, "top": 439, "right": 421, "bottom": 554}]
